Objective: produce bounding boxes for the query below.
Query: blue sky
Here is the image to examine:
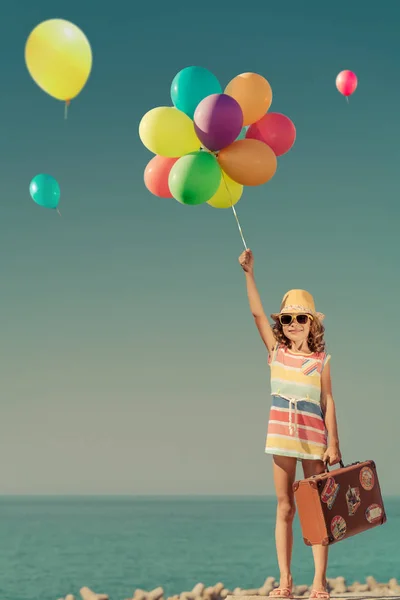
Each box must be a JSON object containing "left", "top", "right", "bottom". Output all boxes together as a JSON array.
[{"left": 0, "top": 0, "right": 399, "bottom": 494}]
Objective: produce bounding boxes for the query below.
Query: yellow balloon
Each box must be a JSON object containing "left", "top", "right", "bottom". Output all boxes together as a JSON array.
[
  {"left": 139, "top": 107, "right": 201, "bottom": 158},
  {"left": 25, "top": 19, "right": 92, "bottom": 101},
  {"left": 207, "top": 172, "right": 243, "bottom": 209}
]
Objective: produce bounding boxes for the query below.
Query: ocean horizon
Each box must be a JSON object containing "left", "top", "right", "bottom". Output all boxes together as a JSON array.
[{"left": 0, "top": 495, "right": 398, "bottom": 600}]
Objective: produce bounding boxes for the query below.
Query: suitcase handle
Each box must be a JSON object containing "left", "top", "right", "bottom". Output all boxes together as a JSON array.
[{"left": 324, "top": 459, "right": 345, "bottom": 472}]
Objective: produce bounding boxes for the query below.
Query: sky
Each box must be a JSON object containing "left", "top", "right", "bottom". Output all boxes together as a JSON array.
[{"left": 0, "top": 0, "right": 399, "bottom": 495}]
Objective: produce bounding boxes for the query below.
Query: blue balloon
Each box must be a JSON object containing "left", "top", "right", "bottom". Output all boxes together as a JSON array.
[
  {"left": 171, "top": 66, "right": 222, "bottom": 119},
  {"left": 236, "top": 126, "right": 248, "bottom": 141},
  {"left": 29, "top": 174, "right": 60, "bottom": 210}
]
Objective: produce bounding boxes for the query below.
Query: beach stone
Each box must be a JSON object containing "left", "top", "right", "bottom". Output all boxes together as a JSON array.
[
  {"left": 366, "top": 576, "right": 378, "bottom": 591},
  {"left": 220, "top": 589, "right": 230, "bottom": 599},
  {"left": 259, "top": 577, "right": 276, "bottom": 594},
  {"left": 134, "top": 591, "right": 148, "bottom": 600},
  {"left": 66, "top": 596, "right": 75, "bottom": 600},
  {"left": 149, "top": 588, "right": 164, "bottom": 600},
  {"left": 389, "top": 579, "right": 400, "bottom": 592},
  {"left": 294, "top": 585, "right": 309, "bottom": 596},
  {"left": 331, "top": 577, "right": 347, "bottom": 594},
  {"left": 206, "top": 587, "right": 222, "bottom": 600},
  {"left": 192, "top": 584, "right": 205, "bottom": 596},
  {"left": 80, "top": 588, "right": 109, "bottom": 600},
  {"left": 180, "top": 593, "right": 194, "bottom": 600},
  {"left": 350, "top": 582, "right": 368, "bottom": 593}
]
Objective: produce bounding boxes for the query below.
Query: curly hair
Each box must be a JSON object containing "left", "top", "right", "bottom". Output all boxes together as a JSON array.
[{"left": 272, "top": 316, "right": 326, "bottom": 354}]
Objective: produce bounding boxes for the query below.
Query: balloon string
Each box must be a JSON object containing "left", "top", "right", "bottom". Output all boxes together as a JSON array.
[
  {"left": 346, "top": 96, "right": 349, "bottom": 104},
  {"left": 56, "top": 208, "right": 62, "bottom": 217},
  {"left": 221, "top": 171, "right": 248, "bottom": 250},
  {"left": 64, "top": 100, "right": 70, "bottom": 120}
]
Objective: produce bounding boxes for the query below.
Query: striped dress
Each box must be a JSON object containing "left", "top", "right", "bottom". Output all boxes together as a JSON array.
[{"left": 265, "top": 343, "right": 331, "bottom": 461}]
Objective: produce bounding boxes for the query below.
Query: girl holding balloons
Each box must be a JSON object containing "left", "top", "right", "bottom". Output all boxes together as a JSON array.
[{"left": 239, "top": 249, "right": 340, "bottom": 600}]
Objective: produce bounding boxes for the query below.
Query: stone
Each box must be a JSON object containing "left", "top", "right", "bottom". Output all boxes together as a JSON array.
[
  {"left": 366, "top": 576, "right": 378, "bottom": 591},
  {"left": 80, "top": 588, "right": 109, "bottom": 600},
  {"left": 260, "top": 578, "right": 276, "bottom": 594},
  {"left": 389, "top": 578, "right": 400, "bottom": 592},
  {"left": 294, "top": 585, "right": 309, "bottom": 596},
  {"left": 134, "top": 593, "right": 147, "bottom": 600},
  {"left": 330, "top": 576, "right": 347, "bottom": 595},
  {"left": 149, "top": 588, "right": 164, "bottom": 600},
  {"left": 220, "top": 590, "right": 230, "bottom": 599},
  {"left": 180, "top": 593, "right": 194, "bottom": 600},
  {"left": 192, "top": 584, "right": 205, "bottom": 597},
  {"left": 66, "top": 596, "right": 76, "bottom": 600}
]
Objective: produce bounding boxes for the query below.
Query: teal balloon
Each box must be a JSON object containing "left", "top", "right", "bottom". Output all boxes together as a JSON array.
[
  {"left": 236, "top": 126, "right": 248, "bottom": 141},
  {"left": 171, "top": 66, "right": 222, "bottom": 119},
  {"left": 29, "top": 174, "right": 60, "bottom": 209},
  {"left": 169, "top": 151, "right": 221, "bottom": 206}
]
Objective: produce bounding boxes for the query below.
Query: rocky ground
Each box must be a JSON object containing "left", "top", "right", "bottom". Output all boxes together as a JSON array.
[{"left": 57, "top": 577, "right": 400, "bottom": 600}]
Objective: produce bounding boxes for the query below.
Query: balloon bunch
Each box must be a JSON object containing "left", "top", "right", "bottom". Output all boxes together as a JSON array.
[
  {"left": 24, "top": 18, "right": 93, "bottom": 214},
  {"left": 139, "top": 67, "right": 296, "bottom": 248}
]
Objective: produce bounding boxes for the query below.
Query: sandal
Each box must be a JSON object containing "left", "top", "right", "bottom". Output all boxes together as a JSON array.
[
  {"left": 269, "top": 588, "right": 293, "bottom": 599},
  {"left": 309, "top": 590, "right": 330, "bottom": 599}
]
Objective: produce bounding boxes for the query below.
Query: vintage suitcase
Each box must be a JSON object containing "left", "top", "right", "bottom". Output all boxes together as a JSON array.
[{"left": 293, "top": 460, "right": 386, "bottom": 546}]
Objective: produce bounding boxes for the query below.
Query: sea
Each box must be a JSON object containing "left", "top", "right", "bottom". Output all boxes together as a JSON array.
[{"left": 0, "top": 496, "right": 398, "bottom": 600}]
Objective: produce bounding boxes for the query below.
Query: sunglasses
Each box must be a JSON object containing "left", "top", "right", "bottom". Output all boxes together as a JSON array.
[{"left": 279, "top": 314, "right": 313, "bottom": 326}]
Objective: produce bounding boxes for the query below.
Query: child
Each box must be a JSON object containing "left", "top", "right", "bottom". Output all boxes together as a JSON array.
[{"left": 239, "top": 248, "right": 341, "bottom": 600}]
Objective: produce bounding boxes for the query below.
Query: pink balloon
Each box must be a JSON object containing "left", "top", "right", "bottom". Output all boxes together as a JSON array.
[
  {"left": 246, "top": 113, "right": 296, "bottom": 157},
  {"left": 144, "top": 156, "right": 179, "bottom": 198},
  {"left": 336, "top": 70, "right": 358, "bottom": 97}
]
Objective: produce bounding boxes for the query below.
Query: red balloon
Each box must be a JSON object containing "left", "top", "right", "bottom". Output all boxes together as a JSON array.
[
  {"left": 246, "top": 113, "right": 296, "bottom": 157},
  {"left": 144, "top": 156, "right": 179, "bottom": 198},
  {"left": 336, "top": 70, "right": 358, "bottom": 97}
]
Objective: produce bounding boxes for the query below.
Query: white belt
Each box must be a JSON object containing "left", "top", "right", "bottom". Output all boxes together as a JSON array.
[{"left": 272, "top": 393, "right": 321, "bottom": 437}]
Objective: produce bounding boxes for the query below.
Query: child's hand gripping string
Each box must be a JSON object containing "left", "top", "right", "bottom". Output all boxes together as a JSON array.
[{"left": 238, "top": 249, "right": 254, "bottom": 274}]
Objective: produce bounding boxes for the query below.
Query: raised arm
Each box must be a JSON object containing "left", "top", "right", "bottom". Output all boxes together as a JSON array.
[{"left": 238, "top": 249, "right": 276, "bottom": 354}]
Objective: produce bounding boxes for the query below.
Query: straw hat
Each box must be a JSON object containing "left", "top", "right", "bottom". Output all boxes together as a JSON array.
[{"left": 271, "top": 289, "right": 325, "bottom": 321}]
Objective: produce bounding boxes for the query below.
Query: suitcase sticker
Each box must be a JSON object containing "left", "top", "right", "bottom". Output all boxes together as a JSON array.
[
  {"left": 345, "top": 485, "right": 361, "bottom": 516},
  {"left": 321, "top": 478, "right": 340, "bottom": 510},
  {"left": 331, "top": 515, "right": 347, "bottom": 540},
  {"left": 365, "top": 504, "right": 383, "bottom": 524},
  {"left": 360, "top": 466, "right": 375, "bottom": 490}
]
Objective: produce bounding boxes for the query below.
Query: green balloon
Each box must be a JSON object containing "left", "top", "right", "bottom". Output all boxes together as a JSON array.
[{"left": 169, "top": 151, "right": 221, "bottom": 206}]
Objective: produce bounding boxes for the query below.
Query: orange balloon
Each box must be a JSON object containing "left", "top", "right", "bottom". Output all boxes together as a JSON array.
[
  {"left": 218, "top": 139, "right": 277, "bottom": 186},
  {"left": 225, "top": 73, "right": 272, "bottom": 126}
]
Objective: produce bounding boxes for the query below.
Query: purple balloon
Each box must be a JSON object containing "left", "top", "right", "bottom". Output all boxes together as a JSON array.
[{"left": 194, "top": 94, "right": 243, "bottom": 151}]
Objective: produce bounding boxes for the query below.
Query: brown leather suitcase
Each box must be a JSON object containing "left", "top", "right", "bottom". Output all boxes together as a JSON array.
[{"left": 293, "top": 460, "right": 387, "bottom": 546}]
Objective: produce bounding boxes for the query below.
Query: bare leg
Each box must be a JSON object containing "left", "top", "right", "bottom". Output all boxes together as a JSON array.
[
  {"left": 302, "top": 460, "right": 328, "bottom": 593},
  {"left": 269, "top": 455, "right": 297, "bottom": 597}
]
